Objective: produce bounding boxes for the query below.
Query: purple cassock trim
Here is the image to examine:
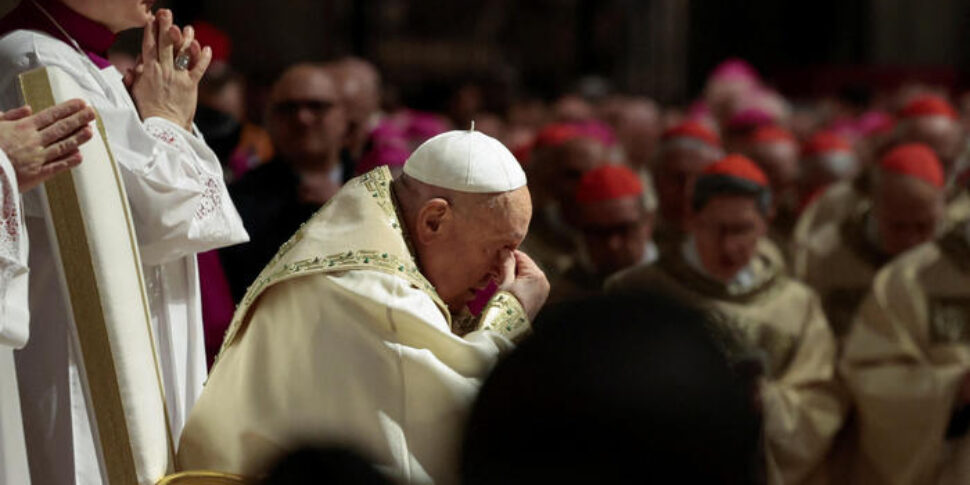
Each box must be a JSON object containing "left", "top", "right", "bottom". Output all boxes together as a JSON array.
[{"left": 0, "top": 0, "right": 117, "bottom": 68}]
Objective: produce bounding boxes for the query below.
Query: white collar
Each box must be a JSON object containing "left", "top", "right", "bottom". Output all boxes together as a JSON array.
[
  {"left": 681, "top": 235, "right": 757, "bottom": 291},
  {"left": 643, "top": 240, "right": 659, "bottom": 265}
]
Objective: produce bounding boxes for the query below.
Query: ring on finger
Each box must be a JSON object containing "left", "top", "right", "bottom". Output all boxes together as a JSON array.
[{"left": 174, "top": 52, "right": 191, "bottom": 71}]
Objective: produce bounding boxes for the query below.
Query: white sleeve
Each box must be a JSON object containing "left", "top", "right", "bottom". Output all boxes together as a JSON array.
[
  {"left": 0, "top": 31, "right": 249, "bottom": 266},
  {"left": 327, "top": 269, "right": 513, "bottom": 370},
  {"left": 0, "top": 150, "right": 29, "bottom": 348},
  {"left": 108, "top": 112, "right": 249, "bottom": 265}
]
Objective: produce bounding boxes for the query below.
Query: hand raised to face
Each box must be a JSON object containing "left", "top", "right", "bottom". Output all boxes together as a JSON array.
[
  {"left": 129, "top": 9, "right": 212, "bottom": 130},
  {"left": 500, "top": 250, "right": 550, "bottom": 321},
  {"left": 0, "top": 99, "right": 96, "bottom": 192}
]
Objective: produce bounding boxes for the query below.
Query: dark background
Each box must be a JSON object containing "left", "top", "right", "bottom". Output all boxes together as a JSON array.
[{"left": 3, "top": 0, "right": 968, "bottom": 108}]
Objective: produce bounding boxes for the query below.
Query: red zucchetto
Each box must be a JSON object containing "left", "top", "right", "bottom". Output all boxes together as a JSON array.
[
  {"left": 575, "top": 164, "right": 643, "bottom": 204},
  {"left": 802, "top": 131, "right": 852, "bottom": 158},
  {"left": 692, "top": 154, "right": 772, "bottom": 213},
  {"left": 878, "top": 143, "right": 945, "bottom": 188},
  {"left": 899, "top": 94, "right": 958, "bottom": 121},
  {"left": 748, "top": 125, "right": 796, "bottom": 146},
  {"left": 661, "top": 120, "right": 722, "bottom": 148}
]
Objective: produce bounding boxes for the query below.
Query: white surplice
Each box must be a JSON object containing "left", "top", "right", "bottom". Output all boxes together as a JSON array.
[
  {"left": 0, "top": 30, "right": 248, "bottom": 485},
  {"left": 0, "top": 150, "right": 30, "bottom": 485}
]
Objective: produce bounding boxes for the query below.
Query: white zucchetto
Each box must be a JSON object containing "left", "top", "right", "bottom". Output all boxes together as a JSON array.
[{"left": 403, "top": 129, "right": 527, "bottom": 193}]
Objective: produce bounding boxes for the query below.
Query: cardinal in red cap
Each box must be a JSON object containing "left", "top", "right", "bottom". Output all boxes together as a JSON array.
[
  {"left": 799, "top": 131, "right": 859, "bottom": 212},
  {"left": 794, "top": 142, "right": 945, "bottom": 336},
  {"left": 652, "top": 120, "right": 724, "bottom": 251},
  {"left": 872, "top": 143, "right": 946, "bottom": 251},
  {"left": 520, "top": 123, "right": 607, "bottom": 280},
  {"left": 896, "top": 94, "right": 965, "bottom": 174},
  {"left": 607, "top": 153, "right": 844, "bottom": 485},
  {"left": 741, "top": 124, "right": 802, "bottom": 256},
  {"left": 744, "top": 125, "right": 799, "bottom": 194},
  {"left": 547, "top": 164, "right": 656, "bottom": 304}
]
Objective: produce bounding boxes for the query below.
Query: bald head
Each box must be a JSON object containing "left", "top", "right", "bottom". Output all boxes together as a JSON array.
[
  {"left": 325, "top": 58, "right": 381, "bottom": 128},
  {"left": 267, "top": 64, "right": 347, "bottom": 171},
  {"left": 394, "top": 174, "right": 532, "bottom": 312}
]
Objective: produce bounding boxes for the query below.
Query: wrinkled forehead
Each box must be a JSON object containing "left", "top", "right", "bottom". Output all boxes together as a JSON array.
[{"left": 463, "top": 187, "right": 532, "bottom": 240}]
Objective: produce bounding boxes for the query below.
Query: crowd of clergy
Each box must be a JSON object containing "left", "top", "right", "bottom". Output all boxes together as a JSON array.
[{"left": 2, "top": 1, "right": 970, "bottom": 484}]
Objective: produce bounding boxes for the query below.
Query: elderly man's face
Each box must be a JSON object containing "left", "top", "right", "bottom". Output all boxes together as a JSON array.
[
  {"left": 688, "top": 195, "right": 766, "bottom": 282},
  {"left": 550, "top": 138, "right": 605, "bottom": 207},
  {"left": 267, "top": 66, "right": 347, "bottom": 167},
  {"left": 421, "top": 187, "right": 532, "bottom": 313},
  {"left": 579, "top": 196, "right": 653, "bottom": 276},
  {"left": 655, "top": 147, "right": 718, "bottom": 231},
  {"left": 873, "top": 173, "right": 944, "bottom": 255}
]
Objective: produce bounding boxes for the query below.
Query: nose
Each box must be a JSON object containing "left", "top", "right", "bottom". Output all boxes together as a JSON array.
[
  {"left": 296, "top": 106, "right": 317, "bottom": 125},
  {"left": 607, "top": 232, "right": 625, "bottom": 251},
  {"left": 722, "top": 234, "right": 748, "bottom": 261}
]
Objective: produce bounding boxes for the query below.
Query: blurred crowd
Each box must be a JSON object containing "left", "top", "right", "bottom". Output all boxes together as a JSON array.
[{"left": 172, "top": 20, "right": 970, "bottom": 483}]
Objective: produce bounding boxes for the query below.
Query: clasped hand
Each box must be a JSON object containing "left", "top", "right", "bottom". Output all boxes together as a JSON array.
[{"left": 126, "top": 9, "right": 212, "bottom": 130}]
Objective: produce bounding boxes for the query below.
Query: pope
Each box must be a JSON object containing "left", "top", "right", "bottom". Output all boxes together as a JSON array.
[{"left": 178, "top": 129, "right": 550, "bottom": 484}]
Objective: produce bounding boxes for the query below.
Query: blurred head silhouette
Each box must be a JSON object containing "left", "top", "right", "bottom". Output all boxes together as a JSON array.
[{"left": 462, "top": 293, "right": 761, "bottom": 484}]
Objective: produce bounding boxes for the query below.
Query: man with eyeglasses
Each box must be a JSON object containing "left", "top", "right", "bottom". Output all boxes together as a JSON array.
[
  {"left": 546, "top": 164, "right": 656, "bottom": 306},
  {"left": 608, "top": 155, "right": 845, "bottom": 485},
  {"left": 221, "top": 63, "right": 349, "bottom": 301}
]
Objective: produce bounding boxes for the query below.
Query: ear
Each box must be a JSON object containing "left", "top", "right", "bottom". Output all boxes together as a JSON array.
[{"left": 415, "top": 198, "right": 452, "bottom": 245}]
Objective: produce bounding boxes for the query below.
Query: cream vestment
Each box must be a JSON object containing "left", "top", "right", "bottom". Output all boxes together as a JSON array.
[{"left": 179, "top": 167, "right": 530, "bottom": 484}]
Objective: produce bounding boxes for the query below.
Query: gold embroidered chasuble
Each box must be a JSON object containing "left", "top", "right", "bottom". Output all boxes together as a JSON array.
[
  {"left": 178, "top": 167, "right": 529, "bottom": 484},
  {"left": 840, "top": 224, "right": 970, "bottom": 485},
  {"left": 607, "top": 242, "right": 846, "bottom": 485}
]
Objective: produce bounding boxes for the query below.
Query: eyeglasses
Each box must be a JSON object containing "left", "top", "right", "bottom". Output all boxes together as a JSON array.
[
  {"left": 582, "top": 221, "right": 645, "bottom": 240},
  {"left": 271, "top": 99, "right": 337, "bottom": 118}
]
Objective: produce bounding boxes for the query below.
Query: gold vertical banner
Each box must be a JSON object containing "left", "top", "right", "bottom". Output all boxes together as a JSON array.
[{"left": 19, "top": 67, "right": 173, "bottom": 484}]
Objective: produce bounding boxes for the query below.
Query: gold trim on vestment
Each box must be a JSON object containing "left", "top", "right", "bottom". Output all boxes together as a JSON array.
[
  {"left": 217, "top": 167, "right": 532, "bottom": 362},
  {"left": 20, "top": 68, "right": 142, "bottom": 484},
  {"left": 219, "top": 167, "right": 447, "bottom": 358},
  {"left": 155, "top": 470, "right": 246, "bottom": 484},
  {"left": 476, "top": 290, "right": 530, "bottom": 343}
]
